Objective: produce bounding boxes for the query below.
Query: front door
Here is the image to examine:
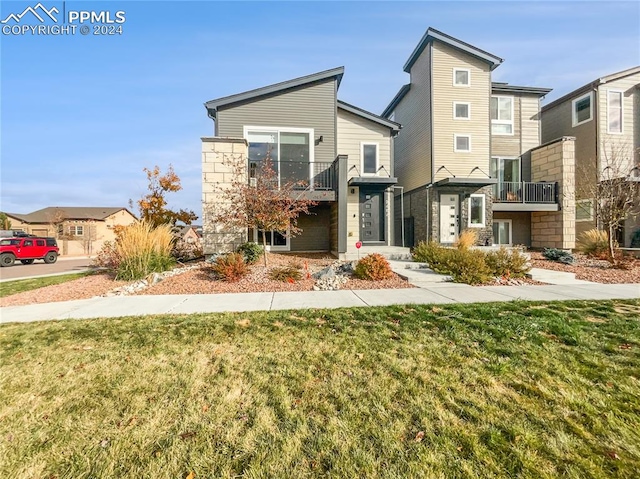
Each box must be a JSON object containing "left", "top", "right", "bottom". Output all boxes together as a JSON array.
[
  {"left": 439, "top": 194, "right": 459, "bottom": 243},
  {"left": 360, "top": 189, "right": 384, "bottom": 243}
]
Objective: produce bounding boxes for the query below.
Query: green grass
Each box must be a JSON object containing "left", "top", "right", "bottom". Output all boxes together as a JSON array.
[
  {"left": 0, "top": 272, "right": 90, "bottom": 298},
  {"left": 1, "top": 300, "right": 639, "bottom": 478}
]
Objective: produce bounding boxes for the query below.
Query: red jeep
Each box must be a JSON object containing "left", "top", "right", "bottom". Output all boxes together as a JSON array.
[{"left": 0, "top": 237, "right": 59, "bottom": 267}]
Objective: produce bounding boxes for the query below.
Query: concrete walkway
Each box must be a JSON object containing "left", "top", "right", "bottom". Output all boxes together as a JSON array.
[{"left": 1, "top": 283, "right": 638, "bottom": 324}]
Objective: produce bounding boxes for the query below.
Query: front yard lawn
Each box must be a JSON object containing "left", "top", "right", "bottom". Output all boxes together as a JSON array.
[
  {"left": 0, "top": 272, "right": 90, "bottom": 298},
  {"left": 1, "top": 300, "right": 639, "bottom": 478}
]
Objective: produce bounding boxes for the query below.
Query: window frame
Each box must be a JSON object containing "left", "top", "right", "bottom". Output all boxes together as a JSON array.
[
  {"left": 576, "top": 199, "right": 594, "bottom": 222},
  {"left": 69, "top": 225, "right": 84, "bottom": 236},
  {"left": 453, "top": 68, "right": 470, "bottom": 87},
  {"left": 468, "top": 194, "right": 486, "bottom": 228},
  {"left": 492, "top": 219, "right": 513, "bottom": 246},
  {"left": 606, "top": 89, "right": 623, "bottom": 134},
  {"left": 454, "top": 134, "right": 472, "bottom": 153},
  {"left": 490, "top": 95, "right": 514, "bottom": 136},
  {"left": 453, "top": 101, "right": 471, "bottom": 120},
  {"left": 252, "top": 227, "right": 290, "bottom": 252},
  {"left": 360, "top": 142, "right": 379, "bottom": 176},
  {"left": 572, "top": 92, "right": 593, "bottom": 127}
]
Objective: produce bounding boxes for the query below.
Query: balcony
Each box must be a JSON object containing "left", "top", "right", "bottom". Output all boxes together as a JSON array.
[
  {"left": 249, "top": 160, "right": 336, "bottom": 201},
  {"left": 492, "top": 181, "right": 559, "bottom": 211}
]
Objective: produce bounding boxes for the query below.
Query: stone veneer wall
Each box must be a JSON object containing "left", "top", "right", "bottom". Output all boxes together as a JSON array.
[
  {"left": 530, "top": 137, "right": 576, "bottom": 249},
  {"left": 201, "top": 137, "right": 249, "bottom": 255}
]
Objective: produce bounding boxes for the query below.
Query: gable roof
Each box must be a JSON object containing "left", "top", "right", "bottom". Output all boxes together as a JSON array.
[
  {"left": 542, "top": 65, "right": 640, "bottom": 112},
  {"left": 4, "top": 207, "right": 134, "bottom": 224},
  {"left": 337, "top": 100, "right": 401, "bottom": 133},
  {"left": 492, "top": 82, "right": 552, "bottom": 96},
  {"left": 205, "top": 67, "right": 345, "bottom": 119},
  {"left": 381, "top": 84, "right": 411, "bottom": 118},
  {"left": 403, "top": 27, "right": 503, "bottom": 73}
]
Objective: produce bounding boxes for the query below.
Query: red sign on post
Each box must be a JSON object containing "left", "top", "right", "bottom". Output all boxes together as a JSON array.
[{"left": 355, "top": 241, "right": 362, "bottom": 249}]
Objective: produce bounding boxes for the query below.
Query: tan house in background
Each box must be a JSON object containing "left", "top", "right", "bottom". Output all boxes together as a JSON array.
[
  {"left": 541, "top": 66, "right": 640, "bottom": 247},
  {"left": 3, "top": 207, "right": 137, "bottom": 256}
]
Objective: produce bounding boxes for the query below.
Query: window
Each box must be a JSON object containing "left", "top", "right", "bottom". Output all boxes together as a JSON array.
[
  {"left": 607, "top": 90, "right": 623, "bottom": 134},
  {"left": 245, "top": 126, "right": 314, "bottom": 189},
  {"left": 361, "top": 143, "right": 379, "bottom": 174},
  {"left": 36, "top": 240, "right": 45, "bottom": 246},
  {"left": 57, "top": 224, "right": 64, "bottom": 236},
  {"left": 453, "top": 68, "right": 470, "bottom": 87},
  {"left": 24, "top": 240, "right": 33, "bottom": 247},
  {"left": 254, "top": 228, "right": 289, "bottom": 251},
  {"left": 68, "top": 226, "right": 84, "bottom": 236},
  {"left": 491, "top": 96, "right": 514, "bottom": 135},
  {"left": 576, "top": 199, "right": 594, "bottom": 222},
  {"left": 468, "top": 194, "right": 485, "bottom": 227},
  {"left": 572, "top": 92, "right": 593, "bottom": 127},
  {"left": 454, "top": 134, "right": 471, "bottom": 152},
  {"left": 453, "top": 102, "right": 470, "bottom": 120},
  {"left": 493, "top": 220, "right": 512, "bottom": 245}
]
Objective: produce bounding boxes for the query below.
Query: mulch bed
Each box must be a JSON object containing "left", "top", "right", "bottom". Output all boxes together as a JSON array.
[{"left": 530, "top": 251, "right": 640, "bottom": 284}]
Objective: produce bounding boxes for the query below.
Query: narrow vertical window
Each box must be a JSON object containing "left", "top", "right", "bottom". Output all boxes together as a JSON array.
[
  {"left": 607, "top": 90, "right": 623, "bottom": 134},
  {"left": 362, "top": 143, "right": 378, "bottom": 174},
  {"left": 469, "top": 194, "right": 485, "bottom": 227}
]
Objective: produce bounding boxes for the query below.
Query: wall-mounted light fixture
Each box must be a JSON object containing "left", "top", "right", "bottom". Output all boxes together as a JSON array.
[{"left": 315, "top": 135, "right": 324, "bottom": 146}]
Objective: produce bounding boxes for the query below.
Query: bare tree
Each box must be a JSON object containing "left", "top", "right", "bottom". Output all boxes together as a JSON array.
[
  {"left": 209, "top": 151, "right": 317, "bottom": 266},
  {"left": 577, "top": 141, "right": 640, "bottom": 264}
]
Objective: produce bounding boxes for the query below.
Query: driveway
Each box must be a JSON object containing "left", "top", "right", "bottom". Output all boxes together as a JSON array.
[{"left": 0, "top": 258, "right": 94, "bottom": 282}]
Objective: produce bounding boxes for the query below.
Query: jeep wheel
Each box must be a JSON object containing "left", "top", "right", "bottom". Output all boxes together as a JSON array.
[
  {"left": 0, "top": 253, "right": 15, "bottom": 267},
  {"left": 44, "top": 252, "right": 58, "bottom": 264},
  {"left": 20, "top": 259, "right": 35, "bottom": 265}
]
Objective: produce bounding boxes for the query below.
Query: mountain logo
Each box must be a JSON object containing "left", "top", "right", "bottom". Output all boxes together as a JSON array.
[{"left": 1, "top": 3, "right": 59, "bottom": 24}]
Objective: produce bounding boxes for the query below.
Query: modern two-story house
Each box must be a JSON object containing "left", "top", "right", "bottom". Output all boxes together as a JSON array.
[
  {"left": 201, "top": 67, "right": 401, "bottom": 258},
  {"left": 382, "top": 28, "right": 574, "bottom": 249},
  {"left": 541, "top": 66, "right": 640, "bottom": 247}
]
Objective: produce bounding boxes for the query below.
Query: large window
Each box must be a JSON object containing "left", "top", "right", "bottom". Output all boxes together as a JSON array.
[
  {"left": 454, "top": 134, "right": 471, "bottom": 152},
  {"left": 607, "top": 90, "right": 623, "bottom": 134},
  {"left": 493, "top": 219, "right": 512, "bottom": 245},
  {"left": 491, "top": 96, "right": 514, "bottom": 135},
  {"left": 453, "top": 68, "right": 470, "bottom": 87},
  {"left": 254, "top": 228, "right": 289, "bottom": 251},
  {"left": 361, "top": 143, "right": 379, "bottom": 174},
  {"left": 454, "top": 102, "right": 470, "bottom": 120},
  {"left": 576, "top": 199, "right": 594, "bottom": 222},
  {"left": 572, "top": 92, "right": 593, "bottom": 127},
  {"left": 490, "top": 157, "right": 521, "bottom": 184},
  {"left": 468, "top": 194, "right": 485, "bottom": 227},
  {"left": 245, "top": 127, "right": 313, "bottom": 188}
]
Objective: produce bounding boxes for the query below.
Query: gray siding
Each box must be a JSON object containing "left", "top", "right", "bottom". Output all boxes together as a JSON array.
[
  {"left": 217, "top": 79, "right": 337, "bottom": 164},
  {"left": 392, "top": 45, "right": 433, "bottom": 193},
  {"left": 290, "top": 204, "right": 331, "bottom": 252},
  {"left": 493, "top": 212, "right": 531, "bottom": 246}
]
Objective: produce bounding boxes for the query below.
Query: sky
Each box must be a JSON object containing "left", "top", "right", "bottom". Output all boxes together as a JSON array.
[{"left": 1, "top": 0, "right": 638, "bottom": 222}]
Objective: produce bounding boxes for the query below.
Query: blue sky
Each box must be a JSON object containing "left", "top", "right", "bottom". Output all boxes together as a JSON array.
[{"left": 1, "top": 0, "right": 638, "bottom": 221}]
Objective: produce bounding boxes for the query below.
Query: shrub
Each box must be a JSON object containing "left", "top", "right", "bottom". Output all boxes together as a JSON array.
[
  {"left": 92, "top": 240, "right": 120, "bottom": 270},
  {"left": 269, "top": 265, "right": 302, "bottom": 282},
  {"left": 577, "top": 229, "right": 609, "bottom": 258},
  {"left": 210, "top": 253, "right": 248, "bottom": 282},
  {"left": 115, "top": 222, "right": 175, "bottom": 280},
  {"left": 454, "top": 229, "right": 478, "bottom": 250},
  {"left": 542, "top": 248, "right": 575, "bottom": 265},
  {"left": 412, "top": 241, "right": 442, "bottom": 264},
  {"left": 172, "top": 239, "right": 203, "bottom": 262},
  {"left": 631, "top": 228, "right": 640, "bottom": 248},
  {"left": 354, "top": 253, "right": 393, "bottom": 281},
  {"left": 236, "top": 242, "right": 264, "bottom": 265},
  {"left": 485, "top": 247, "right": 530, "bottom": 278},
  {"left": 448, "top": 249, "right": 492, "bottom": 285}
]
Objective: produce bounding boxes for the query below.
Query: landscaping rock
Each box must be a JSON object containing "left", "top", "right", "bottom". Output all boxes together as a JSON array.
[{"left": 312, "top": 266, "right": 335, "bottom": 280}]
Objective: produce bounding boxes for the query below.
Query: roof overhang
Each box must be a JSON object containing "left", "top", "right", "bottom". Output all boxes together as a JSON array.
[
  {"left": 348, "top": 177, "right": 398, "bottom": 187},
  {"left": 434, "top": 177, "right": 497, "bottom": 187},
  {"left": 382, "top": 84, "right": 411, "bottom": 118},
  {"left": 491, "top": 83, "right": 552, "bottom": 96},
  {"left": 205, "top": 67, "right": 344, "bottom": 119},
  {"left": 337, "top": 100, "right": 401, "bottom": 133},
  {"left": 404, "top": 27, "right": 503, "bottom": 73}
]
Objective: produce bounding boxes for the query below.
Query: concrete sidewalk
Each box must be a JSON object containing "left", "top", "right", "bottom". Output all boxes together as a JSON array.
[{"left": 1, "top": 283, "right": 638, "bottom": 324}]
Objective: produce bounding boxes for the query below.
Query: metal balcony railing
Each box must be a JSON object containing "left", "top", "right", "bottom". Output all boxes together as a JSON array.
[
  {"left": 249, "top": 160, "right": 334, "bottom": 191},
  {"left": 493, "top": 181, "right": 558, "bottom": 203}
]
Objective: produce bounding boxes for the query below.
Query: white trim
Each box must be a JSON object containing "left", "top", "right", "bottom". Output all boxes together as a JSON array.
[
  {"left": 454, "top": 134, "right": 471, "bottom": 153},
  {"left": 453, "top": 68, "right": 470, "bottom": 87},
  {"left": 492, "top": 219, "right": 513, "bottom": 246},
  {"left": 606, "top": 89, "right": 624, "bottom": 134},
  {"left": 253, "top": 227, "right": 290, "bottom": 251},
  {"left": 453, "top": 101, "right": 471, "bottom": 120},
  {"left": 360, "top": 142, "right": 379, "bottom": 175},
  {"left": 576, "top": 199, "right": 594, "bottom": 222},
  {"left": 571, "top": 92, "right": 593, "bottom": 127},
  {"left": 468, "top": 194, "right": 485, "bottom": 228},
  {"left": 491, "top": 95, "right": 514, "bottom": 136}
]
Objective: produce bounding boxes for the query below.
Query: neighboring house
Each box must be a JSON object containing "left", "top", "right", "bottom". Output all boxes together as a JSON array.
[
  {"left": 3, "top": 207, "right": 137, "bottom": 255},
  {"left": 382, "top": 27, "right": 574, "bottom": 249},
  {"left": 541, "top": 66, "right": 640, "bottom": 247},
  {"left": 177, "top": 225, "right": 202, "bottom": 245},
  {"left": 201, "top": 67, "right": 401, "bottom": 258}
]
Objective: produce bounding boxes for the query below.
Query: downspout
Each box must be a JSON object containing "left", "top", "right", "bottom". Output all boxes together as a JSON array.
[
  {"left": 428, "top": 41, "right": 435, "bottom": 240},
  {"left": 593, "top": 86, "right": 600, "bottom": 230},
  {"left": 393, "top": 186, "right": 405, "bottom": 247}
]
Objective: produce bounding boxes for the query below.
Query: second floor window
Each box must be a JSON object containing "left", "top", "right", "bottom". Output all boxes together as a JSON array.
[
  {"left": 362, "top": 143, "right": 378, "bottom": 174},
  {"left": 453, "top": 68, "right": 470, "bottom": 87},
  {"left": 607, "top": 90, "right": 623, "bottom": 134},
  {"left": 68, "top": 226, "right": 84, "bottom": 236},
  {"left": 572, "top": 92, "right": 592, "bottom": 127},
  {"left": 491, "top": 96, "right": 513, "bottom": 135},
  {"left": 454, "top": 134, "right": 471, "bottom": 152}
]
